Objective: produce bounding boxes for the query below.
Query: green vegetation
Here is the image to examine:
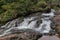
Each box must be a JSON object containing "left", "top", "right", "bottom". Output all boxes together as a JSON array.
[
  {"left": 46, "top": 0, "right": 60, "bottom": 10},
  {"left": 0, "top": 0, "right": 60, "bottom": 25},
  {"left": 0, "top": 0, "right": 49, "bottom": 25}
]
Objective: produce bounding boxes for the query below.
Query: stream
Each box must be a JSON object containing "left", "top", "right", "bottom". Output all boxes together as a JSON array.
[{"left": 0, "top": 9, "right": 55, "bottom": 37}]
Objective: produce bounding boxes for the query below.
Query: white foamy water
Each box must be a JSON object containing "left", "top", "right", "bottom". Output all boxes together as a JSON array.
[
  {"left": 16, "top": 17, "right": 37, "bottom": 29},
  {"left": 0, "top": 27, "right": 13, "bottom": 36},
  {"left": 36, "top": 9, "right": 55, "bottom": 33},
  {"left": 0, "top": 9, "right": 55, "bottom": 36},
  {"left": 36, "top": 18, "right": 52, "bottom": 33}
]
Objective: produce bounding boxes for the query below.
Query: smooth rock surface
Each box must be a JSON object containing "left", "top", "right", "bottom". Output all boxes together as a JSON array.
[{"left": 38, "top": 36, "right": 60, "bottom": 40}]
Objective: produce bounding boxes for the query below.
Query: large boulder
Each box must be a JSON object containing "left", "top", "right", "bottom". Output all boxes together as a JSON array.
[
  {"left": 52, "top": 15, "right": 60, "bottom": 37},
  {"left": 38, "top": 36, "right": 60, "bottom": 40},
  {"left": 53, "top": 15, "right": 60, "bottom": 24},
  {"left": 51, "top": 15, "right": 60, "bottom": 29}
]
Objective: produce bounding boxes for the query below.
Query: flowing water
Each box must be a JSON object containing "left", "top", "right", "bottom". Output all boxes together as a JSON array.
[
  {"left": 36, "top": 9, "right": 55, "bottom": 33},
  {"left": 0, "top": 9, "right": 55, "bottom": 37}
]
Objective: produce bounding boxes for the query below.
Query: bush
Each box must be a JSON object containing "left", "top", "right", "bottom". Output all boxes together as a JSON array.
[{"left": 1, "top": 0, "right": 59, "bottom": 25}]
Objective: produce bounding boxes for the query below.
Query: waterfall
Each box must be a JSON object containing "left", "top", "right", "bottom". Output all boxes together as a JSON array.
[
  {"left": 36, "top": 9, "right": 55, "bottom": 34},
  {"left": 16, "top": 17, "right": 37, "bottom": 29},
  {"left": 0, "top": 9, "right": 55, "bottom": 37}
]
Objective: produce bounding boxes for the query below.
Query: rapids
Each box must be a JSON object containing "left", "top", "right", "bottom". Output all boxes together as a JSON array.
[{"left": 0, "top": 9, "right": 55, "bottom": 36}]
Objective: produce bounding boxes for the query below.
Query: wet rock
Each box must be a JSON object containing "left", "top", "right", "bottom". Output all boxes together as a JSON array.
[
  {"left": 52, "top": 15, "right": 60, "bottom": 37},
  {"left": 53, "top": 15, "right": 60, "bottom": 26},
  {"left": 0, "top": 30, "right": 42, "bottom": 40},
  {"left": 55, "top": 26, "right": 60, "bottom": 34},
  {"left": 55, "top": 10, "right": 60, "bottom": 15}
]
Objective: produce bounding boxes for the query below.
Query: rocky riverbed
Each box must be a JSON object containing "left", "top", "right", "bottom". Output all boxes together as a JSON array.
[
  {"left": 0, "top": 9, "right": 60, "bottom": 40},
  {"left": 0, "top": 0, "right": 60, "bottom": 40},
  {"left": 52, "top": 10, "right": 60, "bottom": 38}
]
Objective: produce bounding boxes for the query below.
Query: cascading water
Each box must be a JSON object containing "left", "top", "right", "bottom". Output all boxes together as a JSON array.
[
  {"left": 36, "top": 9, "right": 55, "bottom": 34},
  {"left": 0, "top": 9, "right": 55, "bottom": 37},
  {"left": 16, "top": 17, "right": 37, "bottom": 29}
]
